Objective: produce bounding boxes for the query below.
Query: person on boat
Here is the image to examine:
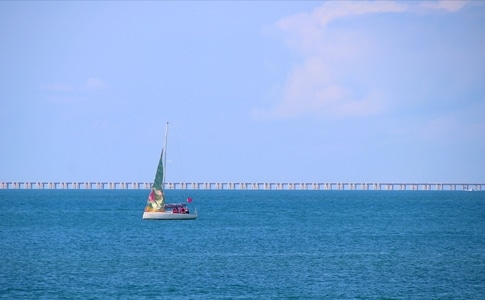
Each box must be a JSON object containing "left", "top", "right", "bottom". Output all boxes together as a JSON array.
[{"left": 172, "top": 207, "right": 178, "bottom": 213}]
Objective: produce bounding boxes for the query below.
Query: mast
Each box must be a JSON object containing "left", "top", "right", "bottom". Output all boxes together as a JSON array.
[{"left": 162, "top": 122, "right": 169, "bottom": 187}]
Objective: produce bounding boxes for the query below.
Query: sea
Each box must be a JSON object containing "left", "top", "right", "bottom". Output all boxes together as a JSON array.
[{"left": 0, "top": 189, "right": 484, "bottom": 299}]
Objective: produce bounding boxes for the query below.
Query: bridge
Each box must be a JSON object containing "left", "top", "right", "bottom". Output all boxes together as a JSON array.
[{"left": 0, "top": 182, "right": 483, "bottom": 191}]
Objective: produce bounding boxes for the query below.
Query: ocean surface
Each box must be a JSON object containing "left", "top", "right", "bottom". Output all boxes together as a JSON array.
[{"left": 0, "top": 190, "right": 484, "bottom": 299}]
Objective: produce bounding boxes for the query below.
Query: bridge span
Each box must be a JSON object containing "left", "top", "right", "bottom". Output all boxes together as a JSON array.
[{"left": 0, "top": 182, "right": 483, "bottom": 191}]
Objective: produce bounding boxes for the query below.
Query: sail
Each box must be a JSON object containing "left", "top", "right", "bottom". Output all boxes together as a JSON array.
[
  {"left": 153, "top": 149, "right": 164, "bottom": 191},
  {"left": 144, "top": 149, "right": 165, "bottom": 211}
]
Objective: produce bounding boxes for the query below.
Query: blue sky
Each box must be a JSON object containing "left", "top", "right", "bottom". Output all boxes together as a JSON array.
[{"left": 1, "top": 1, "right": 484, "bottom": 184}]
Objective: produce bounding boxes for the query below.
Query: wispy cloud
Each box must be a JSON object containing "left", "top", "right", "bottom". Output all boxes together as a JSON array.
[
  {"left": 419, "top": 0, "right": 467, "bottom": 12},
  {"left": 85, "top": 78, "right": 107, "bottom": 92},
  {"left": 256, "top": 0, "right": 468, "bottom": 120},
  {"left": 41, "top": 77, "right": 108, "bottom": 104},
  {"left": 40, "top": 83, "right": 73, "bottom": 93},
  {"left": 276, "top": 0, "right": 407, "bottom": 54},
  {"left": 41, "top": 77, "right": 108, "bottom": 94}
]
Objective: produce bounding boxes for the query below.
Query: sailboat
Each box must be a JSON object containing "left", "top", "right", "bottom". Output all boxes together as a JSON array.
[{"left": 142, "top": 122, "right": 197, "bottom": 220}]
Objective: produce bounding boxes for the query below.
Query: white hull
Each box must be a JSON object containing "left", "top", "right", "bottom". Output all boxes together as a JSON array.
[{"left": 142, "top": 211, "right": 197, "bottom": 220}]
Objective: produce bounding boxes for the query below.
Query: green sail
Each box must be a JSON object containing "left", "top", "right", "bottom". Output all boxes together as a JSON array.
[
  {"left": 145, "top": 149, "right": 165, "bottom": 210},
  {"left": 152, "top": 149, "right": 164, "bottom": 190}
]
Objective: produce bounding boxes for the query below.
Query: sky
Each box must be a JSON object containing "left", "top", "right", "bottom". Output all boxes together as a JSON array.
[{"left": 1, "top": 1, "right": 484, "bottom": 184}]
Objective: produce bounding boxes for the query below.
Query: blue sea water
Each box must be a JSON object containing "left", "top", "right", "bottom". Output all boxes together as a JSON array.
[{"left": 0, "top": 190, "right": 484, "bottom": 299}]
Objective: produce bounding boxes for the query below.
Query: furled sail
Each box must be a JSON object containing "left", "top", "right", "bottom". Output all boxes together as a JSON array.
[{"left": 144, "top": 149, "right": 165, "bottom": 212}]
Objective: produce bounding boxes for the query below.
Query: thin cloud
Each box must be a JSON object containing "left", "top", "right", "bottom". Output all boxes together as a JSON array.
[
  {"left": 257, "top": 0, "right": 468, "bottom": 120},
  {"left": 41, "top": 78, "right": 107, "bottom": 94},
  {"left": 41, "top": 78, "right": 108, "bottom": 104},
  {"left": 41, "top": 82, "right": 75, "bottom": 93},
  {"left": 275, "top": 1, "right": 406, "bottom": 54},
  {"left": 85, "top": 77, "right": 107, "bottom": 92},
  {"left": 419, "top": 0, "right": 468, "bottom": 12},
  {"left": 40, "top": 77, "right": 108, "bottom": 105}
]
